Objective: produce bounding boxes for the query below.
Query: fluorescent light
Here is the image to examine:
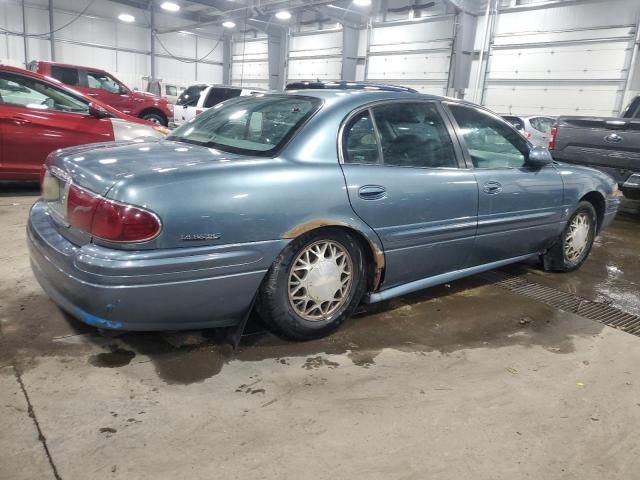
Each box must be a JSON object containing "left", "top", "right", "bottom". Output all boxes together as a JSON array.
[
  {"left": 161, "top": 1, "right": 180, "bottom": 12},
  {"left": 275, "top": 10, "right": 291, "bottom": 20},
  {"left": 353, "top": 0, "right": 371, "bottom": 5},
  {"left": 118, "top": 13, "right": 135, "bottom": 22},
  {"left": 222, "top": 20, "right": 236, "bottom": 28}
]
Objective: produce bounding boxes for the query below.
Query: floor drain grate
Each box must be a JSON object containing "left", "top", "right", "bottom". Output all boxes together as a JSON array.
[{"left": 480, "top": 270, "right": 640, "bottom": 336}]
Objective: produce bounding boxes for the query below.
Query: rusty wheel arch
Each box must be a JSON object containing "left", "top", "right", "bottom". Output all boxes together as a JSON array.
[{"left": 282, "top": 221, "right": 385, "bottom": 291}]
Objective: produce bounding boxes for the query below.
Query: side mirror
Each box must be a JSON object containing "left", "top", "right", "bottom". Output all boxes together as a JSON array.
[
  {"left": 527, "top": 145, "right": 553, "bottom": 166},
  {"left": 88, "top": 102, "right": 110, "bottom": 119}
]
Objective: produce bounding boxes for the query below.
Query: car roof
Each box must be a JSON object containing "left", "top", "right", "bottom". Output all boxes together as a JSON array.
[
  {"left": 285, "top": 81, "right": 419, "bottom": 93},
  {"left": 33, "top": 60, "right": 108, "bottom": 73},
  {"left": 280, "top": 88, "right": 476, "bottom": 109},
  {"left": 187, "top": 84, "right": 265, "bottom": 91}
]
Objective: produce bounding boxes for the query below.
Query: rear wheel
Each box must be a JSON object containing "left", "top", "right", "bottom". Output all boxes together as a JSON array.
[
  {"left": 257, "top": 229, "right": 367, "bottom": 340},
  {"left": 543, "top": 201, "right": 597, "bottom": 272}
]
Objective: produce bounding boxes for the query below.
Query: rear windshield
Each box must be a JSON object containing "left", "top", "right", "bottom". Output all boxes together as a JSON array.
[
  {"left": 168, "top": 95, "right": 321, "bottom": 156},
  {"left": 177, "top": 85, "right": 207, "bottom": 106},
  {"left": 502, "top": 116, "right": 524, "bottom": 130}
]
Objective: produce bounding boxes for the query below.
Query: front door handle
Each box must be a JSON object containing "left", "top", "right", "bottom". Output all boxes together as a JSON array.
[
  {"left": 483, "top": 181, "right": 502, "bottom": 194},
  {"left": 358, "top": 185, "right": 386, "bottom": 200},
  {"left": 11, "top": 115, "right": 31, "bottom": 126}
]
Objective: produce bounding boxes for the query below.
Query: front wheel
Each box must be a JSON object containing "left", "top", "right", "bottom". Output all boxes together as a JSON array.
[
  {"left": 257, "top": 229, "right": 367, "bottom": 340},
  {"left": 543, "top": 201, "right": 597, "bottom": 272},
  {"left": 140, "top": 112, "right": 167, "bottom": 126}
]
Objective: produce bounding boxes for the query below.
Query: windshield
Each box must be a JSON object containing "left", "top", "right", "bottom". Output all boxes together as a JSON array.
[{"left": 167, "top": 94, "right": 321, "bottom": 156}]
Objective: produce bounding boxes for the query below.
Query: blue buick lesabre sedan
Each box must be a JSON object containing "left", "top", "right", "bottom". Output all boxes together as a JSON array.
[{"left": 29, "top": 88, "right": 621, "bottom": 340}]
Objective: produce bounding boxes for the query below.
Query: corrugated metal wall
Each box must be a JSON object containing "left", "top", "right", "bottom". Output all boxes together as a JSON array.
[
  {"left": 0, "top": 0, "right": 224, "bottom": 91},
  {"left": 231, "top": 36, "right": 269, "bottom": 88},
  {"left": 366, "top": 16, "right": 455, "bottom": 95},
  {"left": 288, "top": 29, "right": 343, "bottom": 82},
  {"left": 471, "top": 0, "right": 640, "bottom": 116}
]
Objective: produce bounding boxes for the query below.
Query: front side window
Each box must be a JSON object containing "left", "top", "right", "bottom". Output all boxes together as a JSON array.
[
  {"left": 0, "top": 72, "right": 89, "bottom": 114},
  {"left": 167, "top": 95, "right": 321, "bottom": 156},
  {"left": 448, "top": 104, "right": 527, "bottom": 169},
  {"left": 529, "top": 117, "right": 555, "bottom": 134},
  {"left": 51, "top": 66, "right": 80, "bottom": 86},
  {"left": 371, "top": 102, "right": 457, "bottom": 168},
  {"left": 87, "top": 71, "right": 122, "bottom": 94}
]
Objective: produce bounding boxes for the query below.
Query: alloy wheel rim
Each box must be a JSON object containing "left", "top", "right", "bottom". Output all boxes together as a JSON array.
[
  {"left": 564, "top": 212, "right": 592, "bottom": 263},
  {"left": 287, "top": 240, "right": 353, "bottom": 321}
]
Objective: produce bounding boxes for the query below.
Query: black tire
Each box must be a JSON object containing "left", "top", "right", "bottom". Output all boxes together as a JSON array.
[
  {"left": 141, "top": 112, "right": 167, "bottom": 126},
  {"left": 543, "top": 201, "right": 597, "bottom": 272},
  {"left": 257, "top": 228, "right": 368, "bottom": 341}
]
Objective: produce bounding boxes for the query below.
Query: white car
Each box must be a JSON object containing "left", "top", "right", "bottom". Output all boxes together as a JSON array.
[
  {"left": 502, "top": 115, "right": 556, "bottom": 148},
  {"left": 173, "top": 85, "right": 265, "bottom": 126}
]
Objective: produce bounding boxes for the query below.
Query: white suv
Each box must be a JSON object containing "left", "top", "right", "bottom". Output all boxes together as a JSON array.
[{"left": 173, "top": 84, "right": 264, "bottom": 126}]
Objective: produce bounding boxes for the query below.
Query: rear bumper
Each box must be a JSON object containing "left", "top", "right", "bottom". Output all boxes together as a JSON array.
[{"left": 28, "top": 201, "right": 288, "bottom": 331}]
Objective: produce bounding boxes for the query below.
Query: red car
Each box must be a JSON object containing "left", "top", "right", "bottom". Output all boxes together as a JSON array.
[
  {"left": 0, "top": 65, "right": 166, "bottom": 181},
  {"left": 29, "top": 61, "right": 174, "bottom": 126}
]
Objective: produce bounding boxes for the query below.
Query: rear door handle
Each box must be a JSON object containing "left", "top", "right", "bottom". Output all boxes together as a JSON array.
[
  {"left": 483, "top": 181, "right": 502, "bottom": 194},
  {"left": 358, "top": 185, "right": 386, "bottom": 200},
  {"left": 86, "top": 93, "right": 98, "bottom": 97},
  {"left": 11, "top": 115, "right": 31, "bottom": 126}
]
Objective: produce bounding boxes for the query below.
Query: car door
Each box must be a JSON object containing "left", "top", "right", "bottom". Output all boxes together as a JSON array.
[
  {"left": 84, "top": 70, "right": 132, "bottom": 114},
  {"left": 340, "top": 101, "right": 479, "bottom": 288},
  {"left": 445, "top": 103, "right": 564, "bottom": 266},
  {"left": 179, "top": 85, "right": 210, "bottom": 124},
  {"left": 0, "top": 70, "right": 114, "bottom": 180}
]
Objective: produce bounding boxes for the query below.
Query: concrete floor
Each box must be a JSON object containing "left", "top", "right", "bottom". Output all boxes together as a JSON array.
[{"left": 2, "top": 185, "right": 640, "bottom": 480}]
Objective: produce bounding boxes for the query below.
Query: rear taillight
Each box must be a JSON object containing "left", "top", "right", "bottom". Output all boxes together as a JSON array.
[
  {"left": 66, "top": 184, "right": 161, "bottom": 242},
  {"left": 195, "top": 109, "right": 204, "bottom": 116},
  {"left": 548, "top": 127, "right": 557, "bottom": 150}
]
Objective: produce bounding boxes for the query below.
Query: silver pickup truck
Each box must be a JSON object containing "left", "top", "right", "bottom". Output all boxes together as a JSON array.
[{"left": 550, "top": 97, "right": 640, "bottom": 200}]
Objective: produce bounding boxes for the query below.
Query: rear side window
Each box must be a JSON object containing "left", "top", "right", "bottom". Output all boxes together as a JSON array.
[
  {"left": 343, "top": 110, "right": 380, "bottom": 164},
  {"left": 51, "top": 66, "right": 80, "bottom": 86},
  {"left": 449, "top": 104, "right": 527, "bottom": 169},
  {"left": 204, "top": 88, "right": 241, "bottom": 108},
  {"left": 165, "top": 85, "right": 177, "bottom": 96},
  {"left": 177, "top": 85, "right": 207, "bottom": 106},
  {"left": 371, "top": 102, "right": 457, "bottom": 168},
  {"left": 529, "top": 117, "right": 555, "bottom": 134}
]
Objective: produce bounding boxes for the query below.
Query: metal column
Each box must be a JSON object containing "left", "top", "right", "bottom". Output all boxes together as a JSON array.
[
  {"left": 49, "top": 0, "right": 55, "bottom": 60},
  {"left": 21, "top": 0, "right": 29, "bottom": 67},
  {"left": 223, "top": 35, "right": 232, "bottom": 84},
  {"left": 150, "top": 7, "right": 156, "bottom": 81},
  {"left": 342, "top": 26, "right": 359, "bottom": 81}
]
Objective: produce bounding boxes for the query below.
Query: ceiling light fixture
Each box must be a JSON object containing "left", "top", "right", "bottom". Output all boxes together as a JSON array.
[
  {"left": 118, "top": 13, "right": 135, "bottom": 22},
  {"left": 353, "top": 0, "right": 372, "bottom": 6},
  {"left": 275, "top": 10, "right": 292, "bottom": 20},
  {"left": 161, "top": 2, "right": 180, "bottom": 12},
  {"left": 222, "top": 20, "right": 236, "bottom": 28}
]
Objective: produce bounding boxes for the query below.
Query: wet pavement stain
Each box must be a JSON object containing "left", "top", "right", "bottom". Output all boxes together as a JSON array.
[
  {"left": 88, "top": 346, "right": 136, "bottom": 368},
  {"left": 4, "top": 210, "right": 639, "bottom": 384}
]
